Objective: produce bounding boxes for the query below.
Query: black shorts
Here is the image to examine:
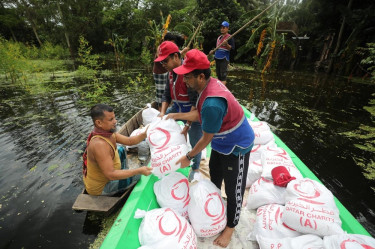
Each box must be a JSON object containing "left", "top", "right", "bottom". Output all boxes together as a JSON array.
[{"left": 215, "top": 58, "right": 229, "bottom": 81}]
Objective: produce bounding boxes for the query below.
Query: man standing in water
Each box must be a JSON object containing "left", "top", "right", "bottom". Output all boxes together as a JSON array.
[
  {"left": 167, "top": 49, "right": 254, "bottom": 248},
  {"left": 210, "top": 21, "right": 234, "bottom": 85},
  {"left": 155, "top": 41, "right": 203, "bottom": 181},
  {"left": 83, "top": 104, "right": 152, "bottom": 195}
]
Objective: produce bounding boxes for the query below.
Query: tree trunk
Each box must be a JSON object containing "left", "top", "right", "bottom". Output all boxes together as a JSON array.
[
  {"left": 9, "top": 28, "right": 17, "bottom": 42},
  {"left": 327, "top": 0, "right": 353, "bottom": 74},
  {"left": 32, "top": 23, "right": 43, "bottom": 46},
  {"left": 57, "top": 2, "right": 75, "bottom": 69}
]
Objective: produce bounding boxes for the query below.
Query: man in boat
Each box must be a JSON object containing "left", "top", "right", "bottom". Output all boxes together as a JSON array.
[
  {"left": 209, "top": 21, "right": 234, "bottom": 85},
  {"left": 167, "top": 49, "right": 254, "bottom": 248},
  {"left": 155, "top": 40, "right": 203, "bottom": 182},
  {"left": 83, "top": 104, "right": 152, "bottom": 196}
]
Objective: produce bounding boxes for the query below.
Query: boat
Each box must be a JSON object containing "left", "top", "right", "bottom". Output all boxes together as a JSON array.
[
  {"left": 100, "top": 105, "right": 372, "bottom": 248},
  {"left": 72, "top": 104, "right": 153, "bottom": 214}
]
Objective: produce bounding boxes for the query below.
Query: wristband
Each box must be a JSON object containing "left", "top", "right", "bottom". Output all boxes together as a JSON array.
[
  {"left": 185, "top": 123, "right": 191, "bottom": 127},
  {"left": 186, "top": 152, "right": 193, "bottom": 161}
]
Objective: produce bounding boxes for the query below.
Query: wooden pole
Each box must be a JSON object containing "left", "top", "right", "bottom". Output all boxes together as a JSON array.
[
  {"left": 209, "top": 0, "right": 281, "bottom": 55},
  {"left": 186, "top": 22, "right": 203, "bottom": 49}
]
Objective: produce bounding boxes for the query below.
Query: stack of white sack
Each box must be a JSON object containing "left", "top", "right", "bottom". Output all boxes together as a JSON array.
[
  {"left": 249, "top": 140, "right": 277, "bottom": 162},
  {"left": 147, "top": 118, "right": 189, "bottom": 178},
  {"left": 282, "top": 178, "right": 344, "bottom": 237},
  {"left": 256, "top": 234, "right": 324, "bottom": 249},
  {"left": 246, "top": 177, "right": 287, "bottom": 210},
  {"left": 135, "top": 207, "right": 197, "bottom": 249},
  {"left": 188, "top": 179, "right": 227, "bottom": 237},
  {"left": 153, "top": 172, "right": 190, "bottom": 220},
  {"left": 248, "top": 120, "right": 275, "bottom": 145},
  {"left": 142, "top": 103, "right": 160, "bottom": 126},
  {"left": 247, "top": 204, "right": 302, "bottom": 241},
  {"left": 323, "top": 233, "right": 375, "bottom": 248}
]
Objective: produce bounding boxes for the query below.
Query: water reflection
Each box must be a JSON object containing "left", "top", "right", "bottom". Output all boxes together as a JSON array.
[{"left": 0, "top": 70, "right": 374, "bottom": 248}]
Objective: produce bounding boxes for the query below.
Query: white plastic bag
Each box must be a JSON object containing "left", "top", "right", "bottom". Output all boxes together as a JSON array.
[
  {"left": 323, "top": 234, "right": 375, "bottom": 249},
  {"left": 246, "top": 177, "right": 286, "bottom": 210},
  {"left": 137, "top": 207, "right": 197, "bottom": 248},
  {"left": 248, "top": 204, "right": 301, "bottom": 241},
  {"left": 188, "top": 179, "right": 227, "bottom": 237},
  {"left": 142, "top": 103, "right": 160, "bottom": 126},
  {"left": 153, "top": 172, "right": 190, "bottom": 219},
  {"left": 127, "top": 127, "right": 146, "bottom": 149},
  {"left": 150, "top": 144, "right": 189, "bottom": 178},
  {"left": 147, "top": 118, "right": 187, "bottom": 152},
  {"left": 256, "top": 234, "right": 324, "bottom": 249}
]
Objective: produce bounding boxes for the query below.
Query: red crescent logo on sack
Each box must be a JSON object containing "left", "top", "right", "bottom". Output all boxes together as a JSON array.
[
  {"left": 294, "top": 179, "right": 321, "bottom": 200},
  {"left": 251, "top": 144, "right": 261, "bottom": 153},
  {"left": 148, "top": 127, "right": 171, "bottom": 150},
  {"left": 171, "top": 179, "right": 191, "bottom": 208},
  {"left": 158, "top": 208, "right": 187, "bottom": 242},
  {"left": 340, "top": 239, "right": 375, "bottom": 249},
  {"left": 204, "top": 192, "right": 226, "bottom": 226}
]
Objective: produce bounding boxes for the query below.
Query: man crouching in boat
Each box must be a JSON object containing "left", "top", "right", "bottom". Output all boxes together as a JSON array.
[
  {"left": 82, "top": 104, "right": 152, "bottom": 196},
  {"left": 167, "top": 49, "right": 255, "bottom": 248}
]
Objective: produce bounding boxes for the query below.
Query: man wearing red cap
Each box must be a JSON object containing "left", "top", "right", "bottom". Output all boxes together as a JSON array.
[
  {"left": 154, "top": 41, "right": 203, "bottom": 181},
  {"left": 209, "top": 21, "right": 234, "bottom": 85},
  {"left": 167, "top": 49, "right": 254, "bottom": 248}
]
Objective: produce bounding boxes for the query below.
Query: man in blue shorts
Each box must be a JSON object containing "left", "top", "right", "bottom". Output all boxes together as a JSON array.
[{"left": 167, "top": 49, "right": 254, "bottom": 248}]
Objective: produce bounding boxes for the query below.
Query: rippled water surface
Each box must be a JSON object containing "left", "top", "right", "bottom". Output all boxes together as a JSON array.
[{"left": 0, "top": 69, "right": 374, "bottom": 248}]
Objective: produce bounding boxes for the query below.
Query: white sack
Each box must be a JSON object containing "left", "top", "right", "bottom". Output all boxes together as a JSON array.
[
  {"left": 246, "top": 159, "right": 263, "bottom": 188},
  {"left": 248, "top": 121, "right": 275, "bottom": 145},
  {"left": 142, "top": 103, "right": 160, "bottom": 126},
  {"left": 154, "top": 172, "right": 190, "bottom": 219},
  {"left": 250, "top": 141, "right": 277, "bottom": 162},
  {"left": 147, "top": 118, "right": 187, "bottom": 152},
  {"left": 282, "top": 199, "right": 343, "bottom": 237},
  {"left": 248, "top": 204, "right": 301, "bottom": 241},
  {"left": 261, "top": 147, "right": 295, "bottom": 169},
  {"left": 188, "top": 179, "right": 227, "bottom": 237},
  {"left": 256, "top": 234, "right": 324, "bottom": 249},
  {"left": 137, "top": 207, "right": 197, "bottom": 249},
  {"left": 323, "top": 234, "right": 375, "bottom": 249},
  {"left": 285, "top": 178, "right": 337, "bottom": 209},
  {"left": 246, "top": 177, "right": 286, "bottom": 210},
  {"left": 150, "top": 144, "right": 189, "bottom": 178}
]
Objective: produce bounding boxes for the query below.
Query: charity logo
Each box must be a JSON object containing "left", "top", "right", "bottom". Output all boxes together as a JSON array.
[
  {"left": 148, "top": 127, "right": 171, "bottom": 150},
  {"left": 294, "top": 179, "right": 324, "bottom": 205},
  {"left": 171, "top": 179, "right": 190, "bottom": 208},
  {"left": 340, "top": 239, "right": 375, "bottom": 249},
  {"left": 204, "top": 192, "right": 226, "bottom": 226},
  {"left": 158, "top": 208, "right": 187, "bottom": 243}
]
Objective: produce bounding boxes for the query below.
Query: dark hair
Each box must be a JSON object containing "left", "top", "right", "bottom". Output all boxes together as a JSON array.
[
  {"left": 168, "top": 52, "right": 181, "bottom": 59},
  {"left": 90, "top": 104, "right": 113, "bottom": 122},
  {"left": 192, "top": 68, "right": 211, "bottom": 79},
  {"left": 164, "top": 32, "right": 185, "bottom": 48}
]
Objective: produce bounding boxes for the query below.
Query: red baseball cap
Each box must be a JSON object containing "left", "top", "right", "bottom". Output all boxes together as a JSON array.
[
  {"left": 154, "top": 41, "right": 179, "bottom": 62},
  {"left": 173, "top": 49, "right": 210, "bottom": 75}
]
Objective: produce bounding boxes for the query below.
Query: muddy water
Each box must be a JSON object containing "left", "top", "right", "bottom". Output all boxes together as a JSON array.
[{"left": 0, "top": 70, "right": 374, "bottom": 248}]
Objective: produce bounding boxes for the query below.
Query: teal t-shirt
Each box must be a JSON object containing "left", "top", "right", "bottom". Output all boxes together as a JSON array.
[{"left": 201, "top": 97, "right": 252, "bottom": 156}]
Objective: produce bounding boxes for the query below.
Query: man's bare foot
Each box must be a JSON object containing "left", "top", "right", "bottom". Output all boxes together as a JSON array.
[{"left": 213, "top": 226, "right": 234, "bottom": 248}]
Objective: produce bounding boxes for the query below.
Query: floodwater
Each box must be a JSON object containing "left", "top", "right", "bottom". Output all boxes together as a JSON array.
[{"left": 0, "top": 69, "right": 374, "bottom": 248}]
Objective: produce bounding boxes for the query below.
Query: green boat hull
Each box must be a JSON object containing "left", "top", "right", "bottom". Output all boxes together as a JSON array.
[{"left": 101, "top": 106, "right": 370, "bottom": 249}]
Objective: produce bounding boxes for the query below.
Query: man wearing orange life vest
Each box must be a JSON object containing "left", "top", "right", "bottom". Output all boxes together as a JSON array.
[
  {"left": 210, "top": 21, "right": 234, "bottom": 85},
  {"left": 83, "top": 104, "right": 152, "bottom": 195}
]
